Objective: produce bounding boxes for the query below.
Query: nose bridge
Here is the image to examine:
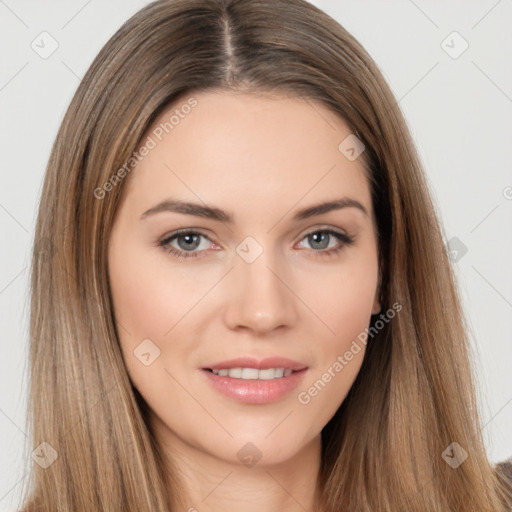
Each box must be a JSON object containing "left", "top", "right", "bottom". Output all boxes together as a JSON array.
[{"left": 223, "top": 239, "right": 297, "bottom": 333}]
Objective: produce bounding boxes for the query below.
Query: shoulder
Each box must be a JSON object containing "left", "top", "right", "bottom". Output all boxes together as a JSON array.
[{"left": 496, "top": 458, "right": 512, "bottom": 478}]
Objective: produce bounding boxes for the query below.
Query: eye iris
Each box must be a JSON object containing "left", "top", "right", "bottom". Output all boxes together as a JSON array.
[
  {"left": 309, "top": 231, "right": 329, "bottom": 250},
  {"left": 177, "top": 233, "right": 201, "bottom": 251}
]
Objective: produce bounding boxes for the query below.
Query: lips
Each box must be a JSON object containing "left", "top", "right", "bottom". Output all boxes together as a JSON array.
[
  {"left": 200, "top": 356, "right": 309, "bottom": 403},
  {"left": 201, "top": 364, "right": 308, "bottom": 404},
  {"left": 202, "top": 356, "right": 308, "bottom": 372}
]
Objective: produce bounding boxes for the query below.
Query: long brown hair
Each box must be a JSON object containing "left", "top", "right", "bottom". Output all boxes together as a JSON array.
[{"left": 20, "top": 0, "right": 512, "bottom": 510}]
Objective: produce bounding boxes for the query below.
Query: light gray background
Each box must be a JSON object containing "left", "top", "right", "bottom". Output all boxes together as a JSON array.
[{"left": 1, "top": 0, "right": 511, "bottom": 510}]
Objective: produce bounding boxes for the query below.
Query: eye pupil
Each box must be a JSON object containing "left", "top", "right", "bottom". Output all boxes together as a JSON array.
[
  {"left": 178, "top": 233, "right": 201, "bottom": 250},
  {"left": 309, "top": 231, "right": 329, "bottom": 250}
]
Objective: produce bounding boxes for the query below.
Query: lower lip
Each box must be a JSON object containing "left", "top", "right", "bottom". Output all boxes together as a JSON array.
[{"left": 201, "top": 368, "right": 308, "bottom": 404}]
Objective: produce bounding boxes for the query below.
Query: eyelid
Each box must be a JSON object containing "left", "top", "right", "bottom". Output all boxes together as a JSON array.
[
  {"left": 157, "top": 224, "right": 356, "bottom": 261},
  {"left": 159, "top": 224, "right": 352, "bottom": 245},
  {"left": 159, "top": 227, "right": 217, "bottom": 243},
  {"left": 299, "top": 224, "right": 351, "bottom": 238},
  {"left": 158, "top": 228, "right": 219, "bottom": 250}
]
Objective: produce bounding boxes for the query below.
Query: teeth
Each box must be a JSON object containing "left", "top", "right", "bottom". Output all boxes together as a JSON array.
[{"left": 210, "top": 367, "right": 294, "bottom": 379}]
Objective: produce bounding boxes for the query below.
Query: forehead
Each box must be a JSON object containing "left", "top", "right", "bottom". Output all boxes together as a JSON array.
[{"left": 120, "top": 89, "right": 373, "bottom": 224}]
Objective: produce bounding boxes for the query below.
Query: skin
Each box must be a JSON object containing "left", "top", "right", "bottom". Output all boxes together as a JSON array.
[{"left": 108, "top": 89, "right": 381, "bottom": 512}]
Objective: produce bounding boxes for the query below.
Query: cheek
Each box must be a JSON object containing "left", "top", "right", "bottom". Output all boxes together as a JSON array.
[
  {"left": 301, "top": 251, "right": 378, "bottom": 343},
  {"left": 108, "top": 243, "right": 201, "bottom": 406},
  {"left": 108, "top": 241, "right": 223, "bottom": 391},
  {"left": 296, "top": 252, "right": 377, "bottom": 409},
  {"left": 107, "top": 244, "right": 181, "bottom": 392},
  {"left": 109, "top": 243, "right": 203, "bottom": 342}
]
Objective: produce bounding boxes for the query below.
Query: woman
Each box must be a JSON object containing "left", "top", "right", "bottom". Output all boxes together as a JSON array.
[{"left": 20, "top": 0, "right": 512, "bottom": 510}]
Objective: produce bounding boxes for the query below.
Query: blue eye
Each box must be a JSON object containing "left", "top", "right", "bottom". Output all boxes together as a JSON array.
[
  {"left": 158, "top": 231, "right": 212, "bottom": 259},
  {"left": 297, "top": 229, "right": 355, "bottom": 255},
  {"left": 157, "top": 228, "right": 355, "bottom": 260}
]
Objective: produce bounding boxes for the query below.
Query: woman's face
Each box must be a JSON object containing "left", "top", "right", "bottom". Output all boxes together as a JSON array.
[{"left": 108, "top": 89, "right": 381, "bottom": 468}]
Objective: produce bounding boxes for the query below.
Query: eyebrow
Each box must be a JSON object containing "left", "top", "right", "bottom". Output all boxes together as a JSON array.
[{"left": 140, "top": 197, "right": 369, "bottom": 223}]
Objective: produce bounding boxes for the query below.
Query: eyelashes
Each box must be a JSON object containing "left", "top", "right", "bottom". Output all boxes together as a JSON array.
[
  {"left": 158, "top": 231, "right": 216, "bottom": 260},
  {"left": 156, "top": 227, "right": 355, "bottom": 261}
]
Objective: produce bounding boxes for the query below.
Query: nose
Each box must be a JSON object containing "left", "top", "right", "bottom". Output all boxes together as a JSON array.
[{"left": 222, "top": 248, "right": 298, "bottom": 335}]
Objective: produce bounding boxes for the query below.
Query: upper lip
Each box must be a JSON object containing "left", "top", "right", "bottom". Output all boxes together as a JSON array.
[{"left": 203, "top": 357, "right": 308, "bottom": 372}]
